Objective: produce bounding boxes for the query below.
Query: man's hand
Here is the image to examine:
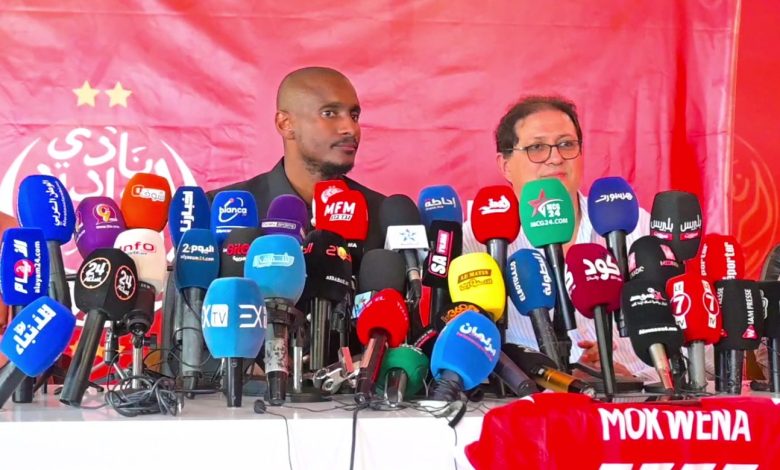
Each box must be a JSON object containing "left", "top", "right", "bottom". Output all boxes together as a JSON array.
[{"left": 576, "top": 339, "right": 635, "bottom": 378}]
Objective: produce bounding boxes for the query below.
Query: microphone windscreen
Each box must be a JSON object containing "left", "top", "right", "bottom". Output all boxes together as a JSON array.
[
  {"left": 470, "top": 185, "right": 519, "bottom": 244},
  {"left": 628, "top": 235, "right": 683, "bottom": 283},
  {"left": 301, "top": 230, "right": 352, "bottom": 302},
  {"left": 0, "top": 296, "right": 75, "bottom": 376},
  {"left": 267, "top": 194, "right": 308, "bottom": 227},
  {"left": 700, "top": 234, "right": 745, "bottom": 283},
  {"left": 114, "top": 229, "right": 166, "bottom": 292},
  {"left": 418, "top": 185, "right": 463, "bottom": 229},
  {"left": 245, "top": 234, "right": 306, "bottom": 302},
  {"left": 379, "top": 194, "right": 422, "bottom": 235},
  {"left": 422, "top": 220, "right": 462, "bottom": 289},
  {"left": 356, "top": 288, "right": 409, "bottom": 347},
  {"left": 377, "top": 345, "right": 429, "bottom": 396},
  {"left": 434, "top": 301, "right": 487, "bottom": 332},
  {"left": 565, "top": 243, "right": 623, "bottom": 318},
  {"left": 760, "top": 244, "right": 780, "bottom": 281},
  {"left": 448, "top": 253, "right": 506, "bottom": 322},
  {"left": 75, "top": 197, "right": 126, "bottom": 257},
  {"left": 650, "top": 190, "right": 703, "bottom": 261},
  {"left": 211, "top": 190, "right": 259, "bottom": 246},
  {"left": 168, "top": 186, "right": 210, "bottom": 248},
  {"left": 120, "top": 172, "right": 172, "bottom": 232},
  {"left": 587, "top": 176, "right": 639, "bottom": 235},
  {"left": 715, "top": 279, "right": 763, "bottom": 350},
  {"left": 317, "top": 190, "right": 369, "bottom": 241},
  {"left": 260, "top": 218, "right": 305, "bottom": 243},
  {"left": 506, "top": 249, "right": 556, "bottom": 316},
  {"left": 502, "top": 343, "right": 558, "bottom": 371},
  {"left": 357, "top": 249, "right": 405, "bottom": 293},
  {"left": 175, "top": 229, "right": 219, "bottom": 290},
  {"left": 519, "top": 178, "right": 575, "bottom": 247},
  {"left": 17, "top": 175, "right": 75, "bottom": 243},
  {"left": 219, "top": 227, "right": 263, "bottom": 277},
  {"left": 666, "top": 273, "right": 722, "bottom": 345},
  {"left": 75, "top": 249, "right": 138, "bottom": 322},
  {"left": 0, "top": 228, "right": 49, "bottom": 306},
  {"left": 430, "top": 309, "right": 500, "bottom": 390},
  {"left": 759, "top": 281, "right": 780, "bottom": 339},
  {"left": 313, "top": 179, "right": 349, "bottom": 227},
  {"left": 201, "top": 277, "right": 266, "bottom": 359},
  {"left": 621, "top": 279, "right": 683, "bottom": 366}
]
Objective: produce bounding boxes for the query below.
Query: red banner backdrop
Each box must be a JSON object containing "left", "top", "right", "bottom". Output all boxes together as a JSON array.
[{"left": 0, "top": 1, "right": 739, "bottom": 369}]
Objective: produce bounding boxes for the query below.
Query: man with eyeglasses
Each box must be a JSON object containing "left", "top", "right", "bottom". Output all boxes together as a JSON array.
[{"left": 463, "top": 95, "right": 657, "bottom": 382}]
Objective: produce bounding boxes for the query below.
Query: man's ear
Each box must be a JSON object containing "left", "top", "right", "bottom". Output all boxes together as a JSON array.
[
  {"left": 275, "top": 111, "right": 294, "bottom": 139},
  {"left": 496, "top": 153, "right": 512, "bottom": 182}
]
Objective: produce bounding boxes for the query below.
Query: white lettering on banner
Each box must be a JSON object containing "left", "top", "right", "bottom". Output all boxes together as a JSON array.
[{"left": 600, "top": 408, "right": 751, "bottom": 442}]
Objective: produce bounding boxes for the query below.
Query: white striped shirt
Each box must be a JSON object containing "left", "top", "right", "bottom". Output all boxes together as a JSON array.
[{"left": 463, "top": 192, "right": 660, "bottom": 383}]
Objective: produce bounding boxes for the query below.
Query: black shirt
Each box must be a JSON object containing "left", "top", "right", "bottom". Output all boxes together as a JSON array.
[{"left": 206, "top": 158, "right": 387, "bottom": 250}]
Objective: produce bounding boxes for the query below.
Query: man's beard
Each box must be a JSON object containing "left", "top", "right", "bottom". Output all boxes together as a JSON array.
[{"left": 301, "top": 153, "right": 354, "bottom": 179}]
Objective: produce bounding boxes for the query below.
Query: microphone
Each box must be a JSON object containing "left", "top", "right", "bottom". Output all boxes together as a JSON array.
[
  {"left": 700, "top": 234, "right": 745, "bottom": 283},
  {"left": 470, "top": 185, "right": 519, "bottom": 341},
  {"left": 211, "top": 190, "right": 259, "bottom": 246},
  {"left": 422, "top": 220, "right": 462, "bottom": 328},
  {"left": 174, "top": 229, "right": 220, "bottom": 391},
  {"left": 0, "top": 296, "right": 75, "bottom": 408},
  {"left": 17, "top": 174, "right": 75, "bottom": 309},
  {"left": 120, "top": 172, "right": 172, "bottom": 232},
  {"left": 380, "top": 194, "right": 427, "bottom": 339},
  {"left": 519, "top": 178, "right": 576, "bottom": 333},
  {"left": 622, "top": 279, "right": 684, "bottom": 392},
  {"left": 566, "top": 243, "right": 624, "bottom": 395},
  {"left": 219, "top": 227, "right": 263, "bottom": 277},
  {"left": 354, "top": 249, "right": 405, "bottom": 319},
  {"left": 114, "top": 229, "right": 167, "bottom": 387},
  {"left": 245, "top": 234, "right": 306, "bottom": 405},
  {"left": 168, "top": 186, "right": 211, "bottom": 247},
  {"left": 313, "top": 179, "right": 349, "bottom": 228},
  {"left": 759, "top": 281, "right": 780, "bottom": 393},
  {"left": 0, "top": 227, "right": 50, "bottom": 402},
  {"left": 502, "top": 344, "right": 596, "bottom": 396},
  {"left": 588, "top": 176, "right": 639, "bottom": 337},
  {"left": 650, "top": 190, "right": 703, "bottom": 261},
  {"left": 201, "top": 278, "right": 266, "bottom": 407},
  {"left": 376, "top": 344, "right": 429, "bottom": 405},
  {"left": 60, "top": 249, "right": 138, "bottom": 406},
  {"left": 628, "top": 235, "right": 684, "bottom": 283},
  {"left": 418, "top": 185, "right": 463, "bottom": 228},
  {"left": 300, "top": 230, "right": 352, "bottom": 371},
  {"left": 74, "top": 197, "right": 126, "bottom": 257},
  {"left": 261, "top": 194, "right": 308, "bottom": 243},
  {"left": 715, "top": 279, "right": 763, "bottom": 395},
  {"left": 447, "top": 252, "right": 506, "bottom": 323},
  {"left": 354, "top": 288, "right": 409, "bottom": 404},
  {"left": 428, "top": 309, "right": 500, "bottom": 402},
  {"left": 666, "top": 272, "right": 722, "bottom": 391},
  {"left": 317, "top": 189, "right": 369, "bottom": 273},
  {"left": 506, "top": 249, "right": 562, "bottom": 369}
]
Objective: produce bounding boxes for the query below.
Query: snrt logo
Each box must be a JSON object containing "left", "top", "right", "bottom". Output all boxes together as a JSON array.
[
  {"left": 218, "top": 197, "right": 249, "bottom": 223},
  {"left": 94, "top": 203, "right": 119, "bottom": 224},
  {"left": 457, "top": 322, "right": 497, "bottom": 358},
  {"left": 324, "top": 200, "right": 355, "bottom": 221},
  {"left": 595, "top": 192, "right": 634, "bottom": 203},
  {"left": 132, "top": 185, "right": 166, "bottom": 202},
  {"left": 479, "top": 195, "right": 510, "bottom": 215}
]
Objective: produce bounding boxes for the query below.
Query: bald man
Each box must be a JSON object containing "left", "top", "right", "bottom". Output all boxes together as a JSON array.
[{"left": 208, "top": 66, "right": 386, "bottom": 249}]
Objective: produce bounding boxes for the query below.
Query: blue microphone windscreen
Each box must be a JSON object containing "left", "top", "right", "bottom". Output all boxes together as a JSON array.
[
  {"left": 418, "top": 185, "right": 463, "bottom": 229},
  {"left": 0, "top": 296, "right": 75, "bottom": 376},
  {"left": 175, "top": 229, "right": 220, "bottom": 290},
  {"left": 17, "top": 175, "right": 76, "bottom": 243},
  {"left": 505, "top": 249, "right": 556, "bottom": 315},
  {"left": 588, "top": 176, "right": 639, "bottom": 236},
  {"left": 267, "top": 194, "right": 309, "bottom": 227},
  {"left": 430, "top": 310, "right": 500, "bottom": 390},
  {"left": 245, "top": 235, "right": 306, "bottom": 302},
  {"left": 0, "top": 228, "right": 49, "bottom": 306},
  {"left": 211, "top": 191, "right": 259, "bottom": 246},
  {"left": 201, "top": 277, "right": 266, "bottom": 359},
  {"left": 169, "top": 186, "right": 211, "bottom": 247}
]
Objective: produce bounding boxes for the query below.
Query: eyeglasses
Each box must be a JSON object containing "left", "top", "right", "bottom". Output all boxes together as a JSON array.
[{"left": 510, "top": 140, "right": 582, "bottom": 164}]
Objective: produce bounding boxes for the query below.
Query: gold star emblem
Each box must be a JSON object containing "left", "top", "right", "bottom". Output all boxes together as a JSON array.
[
  {"left": 72, "top": 81, "right": 100, "bottom": 107},
  {"left": 105, "top": 82, "right": 132, "bottom": 108}
]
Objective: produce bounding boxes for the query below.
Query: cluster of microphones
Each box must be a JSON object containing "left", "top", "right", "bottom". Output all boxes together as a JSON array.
[{"left": 0, "top": 171, "right": 777, "bottom": 412}]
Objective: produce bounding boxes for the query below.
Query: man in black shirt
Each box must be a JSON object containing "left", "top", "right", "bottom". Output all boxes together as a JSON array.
[{"left": 207, "top": 66, "right": 386, "bottom": 249}]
